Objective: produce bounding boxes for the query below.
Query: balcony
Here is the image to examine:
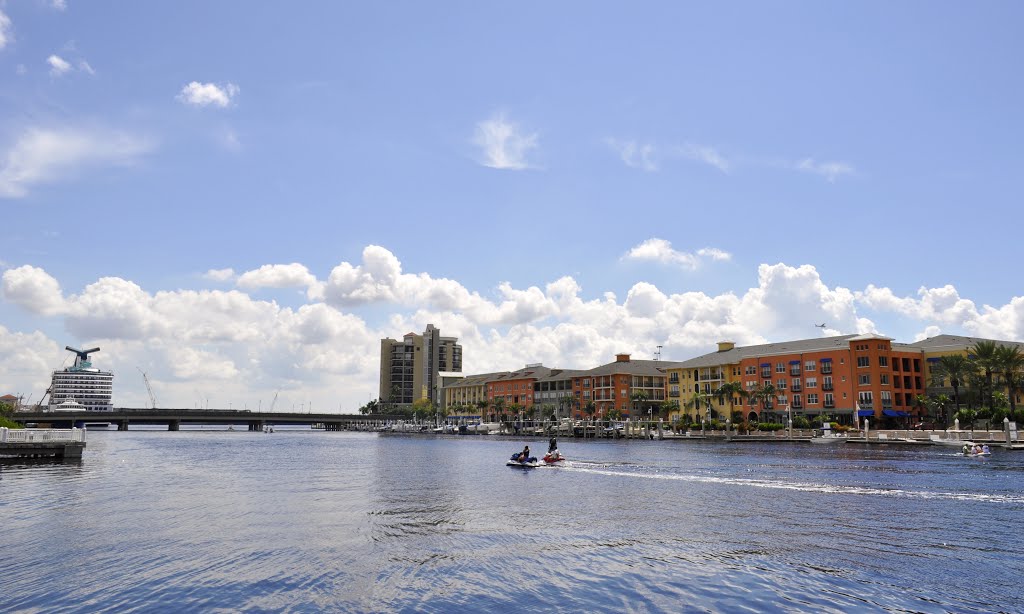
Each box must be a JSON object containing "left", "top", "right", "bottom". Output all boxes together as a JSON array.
[
  {"left": 791, "top": 384, "right": 802, "bottom": 392},
  {"left": 791, "top": 402, "right": 803, "bottom": 410},
  {"left": 822, "top": 383, "right": 834, "bottom": 391},
  {"left": 823, "top": 401, "right": 835, "bottom": 409},
  {"left": 821, "top": 366, "right": 833, "bottom": 375},
  {"left": 669, "top": 391, "right": 680, "bottom": 398},
  {"left": 789, "top": 369, "right": 801, "bottom": 376}
]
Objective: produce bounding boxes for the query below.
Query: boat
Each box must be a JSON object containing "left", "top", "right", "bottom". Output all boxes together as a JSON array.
[
  {"left": 930, "top": 430, "right": 977, "bottom": 446},
  {"left": 47, "top": 346, "right": 114, "bottom": 413},
  {"left": 809, "top": 428, "right": 846, "bottom": 444}
]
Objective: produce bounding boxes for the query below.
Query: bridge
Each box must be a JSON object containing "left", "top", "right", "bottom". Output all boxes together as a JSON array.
[{"left": 11, "top": 409, "right": 405, "bottom": 432}]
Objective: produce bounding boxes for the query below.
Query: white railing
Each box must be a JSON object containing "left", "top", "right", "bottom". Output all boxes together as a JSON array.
[{"left": 0, "top": 427, "right": 87, "bottom": 443}]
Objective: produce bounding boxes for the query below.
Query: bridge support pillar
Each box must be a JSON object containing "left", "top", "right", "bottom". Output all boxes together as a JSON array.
[
  {"left": 118, "top": 420, "right": 129, "bottom": 431},
  {"left": 168, "top": 420, "right": 180, "bottom": 431}
]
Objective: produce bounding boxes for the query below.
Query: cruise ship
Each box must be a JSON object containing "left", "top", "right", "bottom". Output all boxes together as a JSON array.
[{"left": 47, "top": 346, "right": 114, "bottom": 412}]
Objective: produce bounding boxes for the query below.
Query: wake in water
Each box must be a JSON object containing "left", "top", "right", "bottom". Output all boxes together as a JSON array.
[{"left": 563, "top": 465, "right": 1024, "bottom": 504}]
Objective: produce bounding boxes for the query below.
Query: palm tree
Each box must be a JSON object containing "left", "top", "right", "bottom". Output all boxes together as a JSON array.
[
  {"left": 751, "top": 382, "right": 777, "bottom": 422},
  {"left": 932, "top": 354, "right": 971, "bottom": 426},
  {"left": 713, "top": 382, "right": 747, "bottom": 417},
  {"left": 995, "top": 344, "right": 1024, "bottom": 422},
  {"left": 630, "top": 391, "right": 650, "bottom": 421},
  {"left": 492, "top": 397, "right": 505, "bottom": 423},
  {"left": 685, "top": 390, "right": 712, "bottom": 422},
  {"left": 970, "top": 340, "right": 1000, "bottom": 413}
]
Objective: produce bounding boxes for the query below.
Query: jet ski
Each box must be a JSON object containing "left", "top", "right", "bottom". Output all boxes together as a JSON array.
[
  {"left": 543, "top": 451, "right": 567, "bottom": 464},
  {"left": 507, "top": 452, "right": 539, "bottom": 468}
]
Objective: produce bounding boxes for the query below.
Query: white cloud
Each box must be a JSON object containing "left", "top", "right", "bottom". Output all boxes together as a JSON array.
[
  {"left": 237, "top": 263, "right": 317, "bottom": 290},
  {"left": 623, "top": 238, "right": 732, "bottom": 270},
  {"left": 3, "top": 244, "right": 1023, "bottom": 413},
  {"left": 78, "top": 60, "right": 95, "bottom": 75},
  {"left": 47, "top": 54, "right": 72, "bottom": 77},
  {"left": 52, "top": 0, "right": 68, "bottom": 11},
  {"left": 795, "top": 158, "right": 854, "bottom": 182},
  {"left": 676, "top": 143, "right": 731, "bottom": 172},
  {"left": 473, "top": 113, "right": 537, "bottom": 170},
  {"left": 0, "top": 11, "right": 11, "bottom": 50},
  {"left": 606, "top": 139, "right": 658, "bottom": 171},
  {"left": 1, "top": 265, "right": 66, "bottom": 315},
  {"left": 203, "top": 268, "right": 236, "bottom": 283},
  {"left": 177, "top": 81, "right": 239, "bottom": 108},
  {"left": 0, "top": 127, "right": 154, "bottom": 198}
]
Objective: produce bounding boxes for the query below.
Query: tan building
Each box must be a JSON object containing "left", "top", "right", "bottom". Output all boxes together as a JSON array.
[
  {"left": 379, "top": 324, "right": 462, "bottom": 407},
  {"left": 444, "top": 371, "right": 508, "bottom": 418}
]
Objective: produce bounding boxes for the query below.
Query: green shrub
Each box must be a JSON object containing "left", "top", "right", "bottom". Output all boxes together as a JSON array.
[{"left": 0, "top": 416, "right": 23, "bottom": 429}]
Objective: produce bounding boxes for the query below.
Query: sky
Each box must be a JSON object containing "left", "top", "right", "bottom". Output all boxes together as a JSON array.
[{"left": 1, "top": 1, "right": 1023, "bottom": 412}]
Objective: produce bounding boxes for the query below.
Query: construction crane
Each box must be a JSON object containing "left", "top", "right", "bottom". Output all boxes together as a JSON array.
[
  {"left": 269, "top": 391, "right": 279, "bottom": 412},
  {"left": 137, "top": 367, "right": 157, "bottom": 409}
]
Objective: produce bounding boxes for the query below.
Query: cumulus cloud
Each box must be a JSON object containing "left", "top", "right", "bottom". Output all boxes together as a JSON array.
[
  {"left": 1, "top": 265, "right": 66, "bottom": 315},
  {"left": 0, "top": 127, "right": 154, "bottom": 198},
  {"left": 52, "top": 0, "right": 68, "bottom": 10},
  {"left": 3, "top": 244, "right": 1023, "bottom": 413},
  {"left": 47, "top": 54, "right": 72, "bottom": 77},
  {"left": 177, "top": 81, "right": 239, "bottom": 108},
  {"left": 623, "top": 238, "right": 732, "bottom": 270},
  {"left": 473, "top": 113, "right": 537, "bottom": 170},
  {"left": 237, "top": 263, "right": 317, "bottom": 290}
]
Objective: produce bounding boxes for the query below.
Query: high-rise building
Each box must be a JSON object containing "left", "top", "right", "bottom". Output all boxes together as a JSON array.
[{"left": 379, "top": 324, "right": 462, "bottom": 407}]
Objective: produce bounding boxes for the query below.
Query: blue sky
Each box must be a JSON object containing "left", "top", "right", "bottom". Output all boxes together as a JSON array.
[{"left": 1, "top": 2, "right": 1022, "bottom": 411}]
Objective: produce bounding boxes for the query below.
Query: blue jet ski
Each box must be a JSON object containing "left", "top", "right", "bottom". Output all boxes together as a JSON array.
[{"left": 507, "top": 452, "right": 539, "bottom": 468}]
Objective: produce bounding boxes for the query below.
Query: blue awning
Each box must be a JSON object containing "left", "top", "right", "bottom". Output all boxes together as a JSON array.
[
  {"left": 760, "top": 363, "right": 771, "bottom": 367},
  {"left": 789, "top": 360, "right": 800, "bottom": 364},
  {"left": 926, "top": 357, "right": 940, "bottom": 362},
  {"left": 883, "top": 409, "right": 910, "bottom": 418},
  {"left": 857, "top": 409, "right": 874, "bottom": 417},
  {"left": 820, "top": 358, "right": 832, "bottom": 362}
]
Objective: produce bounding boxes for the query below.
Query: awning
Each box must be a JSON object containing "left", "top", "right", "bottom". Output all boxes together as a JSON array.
[
  {"left": 760, "top": 363, "right": 771, "bottom": 367},
  {"left": 789, "top": 360, "right": 800, "bottom": 364},
  {"left": 820, "top": 358, "right": 832, "bottom": 362},
  {"left": 857, "top": 409, "right": 874, "bottom": 417},
  {"left": 883, "top": 409, "right": 910, "bottom": 417}
]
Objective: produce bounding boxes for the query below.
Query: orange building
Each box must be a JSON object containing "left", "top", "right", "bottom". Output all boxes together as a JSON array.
[
  {"left": 570, "top": 354, "right": 667, "bottom": 418},
  {"left": 486, "top": 364, "right": 553, "bottom": 413}
]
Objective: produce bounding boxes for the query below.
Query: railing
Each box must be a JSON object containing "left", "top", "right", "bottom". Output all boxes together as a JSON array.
[
  {"left": 821, "top": 367, "right": 833, "bottom": 375},
  {"left": 822, "top": 384, "right": 834, "bottom": 391},
  {"left": 1, "top": 427, "right": 87, "bottom": 443}
]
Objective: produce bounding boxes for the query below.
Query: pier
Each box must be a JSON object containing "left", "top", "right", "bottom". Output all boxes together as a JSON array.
[{"left": 0, "top": 427, "right": 87, "bottom": 459}]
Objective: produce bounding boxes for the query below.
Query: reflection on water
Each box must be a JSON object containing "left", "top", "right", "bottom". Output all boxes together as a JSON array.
[{"left": 2, "top": 431, "right": 1022, "bottom": 612}]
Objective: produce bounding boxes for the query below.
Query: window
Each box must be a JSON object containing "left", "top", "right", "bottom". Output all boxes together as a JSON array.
[
  {"left": 583, "top": 379, "right": 590, "bottom": 387},
  {"left": 879, "top": 356, "right": 889, "bottom": 367},
  {"left": 776, "top": 379, "right": 787, "bottom": 390},
  {"left": 804, "top": 361, "right": 816, "bottom": 372},
  {"left": 822, "top": 376, "right": 833, "bottom": 390},
  {"left": 880, "top": 374, "right": 889, "bottom": 385},
  {"left": 807, "top": 394, "right": 819, "bottom": 404},
  {"left": 857, "top": 356, "right": 870, "bottom": 368},
  {"left": 792, "top": 394, "right": 802, "bottom": 406},
  {"left": 805, "top": 377, "right": 817, "bottom": 388},
  {"left": 761, "top": 365, "right": 771, "bottom": 378},
  {"left": 859, "top": 374, "right": 871, "bottom": 385},
  {"left": 620, "top": 389, "right": 627, "bottom": 398},
  {"left": 858, "top": 391, "right": 873, "bottom": 406},
  {"left": 881, "top": 391, "right": 892, "bottom": 404},
  {"left": 776, "top": 362, "right": 785, "bottom": 373},
  {"left": 824, "top": 393, "right": 834, "bottom": 406}
]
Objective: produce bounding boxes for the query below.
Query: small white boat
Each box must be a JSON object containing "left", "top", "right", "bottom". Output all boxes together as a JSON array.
[{"left": 809, "top": 433, "right": 846, "bottom": 444}]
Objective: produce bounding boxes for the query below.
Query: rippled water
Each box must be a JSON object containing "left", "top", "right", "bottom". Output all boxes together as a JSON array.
[{"left": 2, "top": 430, "right": 1023, "bottom": 612}]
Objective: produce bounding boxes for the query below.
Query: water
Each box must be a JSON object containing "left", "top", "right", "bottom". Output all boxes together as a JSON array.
[{"left": 3, "top": 430, "right": 1023, "bottom": 613}]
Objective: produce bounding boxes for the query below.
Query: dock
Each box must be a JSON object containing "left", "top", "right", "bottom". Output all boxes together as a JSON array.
[{"left": 0, "top": 427, "right": 86, "bottom": 460}]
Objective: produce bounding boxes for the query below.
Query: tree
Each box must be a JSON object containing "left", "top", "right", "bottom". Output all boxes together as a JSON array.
[
  {"left": 358, "top": 399, "right": 380, "bottom": 415},
  {"left": 932, "top": 354, "right": 971, "bottom": 425},
  {"left": 630, "top": 391, "right": 650, "bottom": 420},
  {"left": 970, "top": 340, "right": 1000, "bottom": 414},
  {"left": 411, "top": 398, "right": 433, "bottom": 421},
  {"left": 713, "top": 382, "right": 747, "bottom": 417},
  {"left": 750, "top": 383, "right": 777, "bottom": 421},
  {"left": 492, "top": 397, "right": 505, "bottom": 422},
  {"left": 995, "top": 344, "right": 1024, "bottom": 422},
  {"left": 685, "top": 390, "right": 712, "bottom": 421},
  {"left": 583, "top": 401, "right": 596, "bottom": 421}
]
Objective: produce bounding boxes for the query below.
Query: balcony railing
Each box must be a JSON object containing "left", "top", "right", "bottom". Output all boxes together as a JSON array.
[
  {"left": 822, "top": 383, "right": 834, "bottom": 391},
  {"left": 669, "top": 391, "right": 679, "bottom": 397},
  {"left": 821, "top": 366, "right": 833, "bottom": 375},
  {"left": 823, "top": 402, "right": 835, "bottom": 408},
  {"left": 791, "top": 384, "right": 802, "bottom": 392}
]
